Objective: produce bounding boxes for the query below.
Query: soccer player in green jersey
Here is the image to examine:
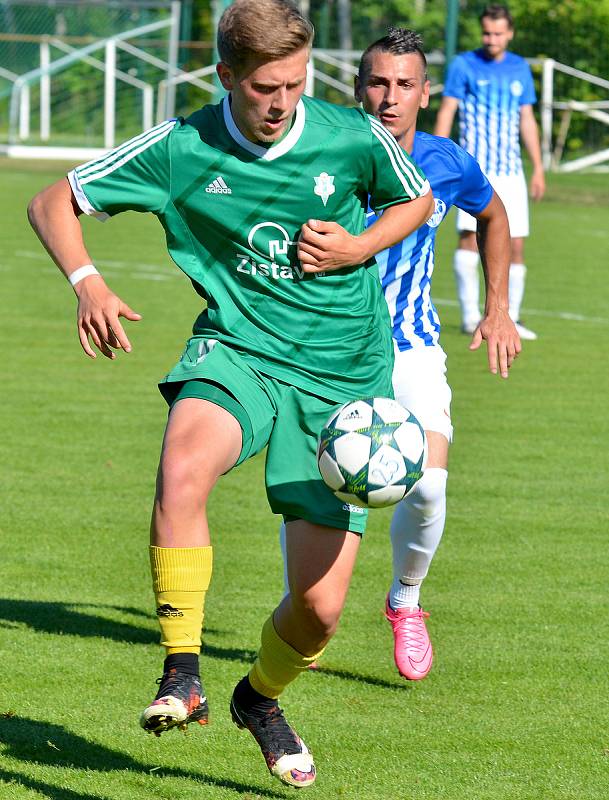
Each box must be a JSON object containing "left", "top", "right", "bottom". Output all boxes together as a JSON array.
[{"left": 28, "top": 0, "right": 433, "bottom": 787}]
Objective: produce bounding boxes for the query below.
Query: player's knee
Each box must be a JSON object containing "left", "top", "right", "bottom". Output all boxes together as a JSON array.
[
  {"left": 156, "top": 447, "right": 214, "bottom": 509},
  {"left": 405, "top": 467, "right": 447, "bottom": 514},
  {"left": 291, "top": 592, "right": 343, "bottom": 642}
]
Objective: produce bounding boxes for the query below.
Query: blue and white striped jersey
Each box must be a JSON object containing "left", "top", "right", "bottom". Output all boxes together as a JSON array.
[
  {"left": 368, "top": 131, "right": 493, "bottom": 351},
  {"left": 443, "top": 49, "right": 536, "bottom": 176}
]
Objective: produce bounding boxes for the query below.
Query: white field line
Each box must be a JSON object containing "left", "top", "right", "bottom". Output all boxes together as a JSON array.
[
  {"left": 11, "top": 250, "right": 609, "bottom": 326},
  {"left": 15, "top": 250, "right": 180, "bottom": 282},
  {"left": 433, "top": 296, "right": 609, "bottom": 326}
]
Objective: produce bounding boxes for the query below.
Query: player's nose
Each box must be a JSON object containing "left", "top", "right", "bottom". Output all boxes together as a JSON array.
[
  {"left": 385, "top": 83, "right": 398, "bottom": 104},
  {"left": 271, "top": 87, "right": 289, "bottom": 110}
]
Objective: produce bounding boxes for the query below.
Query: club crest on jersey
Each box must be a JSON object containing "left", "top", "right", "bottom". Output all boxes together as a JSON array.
[
  {"left": 510, "top": 80, "right": 523, "bottom": 97},
  {"left": 313, "top": 172, "right": 335, "bottom": 206},
  {"left": 427, "top": 198, "right": 447, "bottom": 228}
]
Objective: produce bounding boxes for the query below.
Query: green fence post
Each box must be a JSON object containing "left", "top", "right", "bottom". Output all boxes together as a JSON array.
[{"left": 445, "top": 0, "right": 459, "bottom": 73}]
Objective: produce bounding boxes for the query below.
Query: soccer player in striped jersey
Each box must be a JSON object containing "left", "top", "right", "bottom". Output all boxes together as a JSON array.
[
  {"left": 435, "top": 4, "right": 545, "bottom": 340},
  {"left": 284, "top": 27, "right": 519, "bottom": 681},
  {"left": 27, "top": 0, "right": 434, "bottom": 787}
]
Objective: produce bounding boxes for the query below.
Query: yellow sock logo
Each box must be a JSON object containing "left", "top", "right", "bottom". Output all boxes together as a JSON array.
[{"left": 156, "top": 604, "right": 184, "bottom": 618}]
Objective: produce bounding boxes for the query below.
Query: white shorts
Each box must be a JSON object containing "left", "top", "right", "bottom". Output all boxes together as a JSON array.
[
  {"left": 456, "top": 171, "right": 529, "bottom": 238},
  {"left": 392, "top": 344, "right": 453, "bottom": 442}
]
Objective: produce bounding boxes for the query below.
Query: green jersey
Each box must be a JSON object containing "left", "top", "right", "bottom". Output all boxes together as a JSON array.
[{"left": 68, "top": 95, "right": 429, "bottom": 401}]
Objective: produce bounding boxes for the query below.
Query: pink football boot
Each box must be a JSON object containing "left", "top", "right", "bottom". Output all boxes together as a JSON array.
[{"left": 385, "top": 596, "right": 433, "bottom": 680}]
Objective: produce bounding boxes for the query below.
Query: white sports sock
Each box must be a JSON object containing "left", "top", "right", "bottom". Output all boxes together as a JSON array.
[
  {"left": 453, "top": 249, "right": 481, "bottom": 328},
  {"left": 389, "top": 468, "right": 448, "bottom": 610},
  {"left": 390, "top": 580, "right": 421, "bottom": 609},
  {"left": 509, "top": 263, "right": 527, "bottom": 321}
]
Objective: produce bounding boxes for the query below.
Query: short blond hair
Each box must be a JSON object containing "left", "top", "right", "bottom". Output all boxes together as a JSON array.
[{"left": 217, "top": 0, "right": 314, "bottom": 74}]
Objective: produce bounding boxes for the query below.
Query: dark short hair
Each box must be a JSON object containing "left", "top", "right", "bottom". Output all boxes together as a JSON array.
[
  {"left": 358, "top": 27, "right": 427, "bottom": 83},
  {"left": 479, "top": 4, "right": 514, "bottom": 29}
]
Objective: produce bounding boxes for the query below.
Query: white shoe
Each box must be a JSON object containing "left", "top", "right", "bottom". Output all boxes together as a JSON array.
[{"left": 514, "top": 321, "right": 538, "bottom": 341}]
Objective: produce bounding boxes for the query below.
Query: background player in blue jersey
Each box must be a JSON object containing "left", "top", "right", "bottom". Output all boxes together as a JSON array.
[
  {"left": 356, "top": 28, "right": 520, "bottom": 680},
  {"left": 435, "top": 4, "right": 545, "bottom": 340}
]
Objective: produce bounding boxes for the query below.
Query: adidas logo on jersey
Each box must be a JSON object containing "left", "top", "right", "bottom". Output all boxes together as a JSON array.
[{"left": 205, "top": 176, "right": 232, "bottom": 194}]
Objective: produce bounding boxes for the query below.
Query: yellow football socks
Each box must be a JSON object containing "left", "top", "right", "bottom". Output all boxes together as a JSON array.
[
  {"left": 149, "top": 545, "right": 213, "bottom": 655},
  {"left": 248, "top": 614, "right": 324, "bottom": 699}
]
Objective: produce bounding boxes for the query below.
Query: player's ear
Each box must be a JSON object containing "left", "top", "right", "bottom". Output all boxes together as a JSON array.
[
  {"left": 354, "top": 76, "right": 362, "bottom": 104},
  {"left": 420, "top": 79, "right": 431, "bottom": 111},
  {"left": 216, "top": 62, "right": 234, "bottom": 91}
]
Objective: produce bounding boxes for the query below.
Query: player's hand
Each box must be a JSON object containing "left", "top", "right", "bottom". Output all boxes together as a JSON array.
[
  {"left": 530, "top": 169, "right": 545, "bottom": 202},
  {"left": 297, "top": 219, "right": 365, "bottom": 273},
  {"left": 74, "top": 275, "right": 142, "bottom": 360},
  {"left": 469, "top": 310, "right": 521, "bottom": 379}
]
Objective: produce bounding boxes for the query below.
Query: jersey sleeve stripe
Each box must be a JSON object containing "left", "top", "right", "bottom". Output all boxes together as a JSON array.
[
  {"left": 369, "top": 123, "right": 429, "bottom": 198},
  {"left": 370, "top": 124, "right": 418, "bottom": 196},
  {"left": 75, "top": 119, "right": 177, "bottom": 180},
  {"left": 369, "top": 116, "right": 427, "bottom": 193},
  {"left": 67, "top": 169, "right": 109, "bottom": 220},
  {"left": 78, "top": 124, "right": 176, "bottom": 186},
  {"left": 375, "top": 120, "right": 425, "bottom": 192},
  {"left": 369, "top": 117, "right": 427, "bottom": 193}
]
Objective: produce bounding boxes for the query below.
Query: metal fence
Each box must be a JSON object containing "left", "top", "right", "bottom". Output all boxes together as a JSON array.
[{"left": 1, "top": 1, "right": 608, "bottom": 171}]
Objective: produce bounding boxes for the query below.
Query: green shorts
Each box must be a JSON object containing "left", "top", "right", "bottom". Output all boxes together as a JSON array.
[{"left": 159, "top": 339, "right": 369, "bottom": 534}]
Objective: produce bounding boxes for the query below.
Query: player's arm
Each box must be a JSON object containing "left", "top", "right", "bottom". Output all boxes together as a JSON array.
[
  {"left": 470, "top": 191, "right": 521, "bottom": 378},
  {"left": 297, "top": 193, "right": 434, "bottom": 273},
  {"left": 28, "top": 178, "right": 141, "bottom": 360},
  {"left": 299, "top": 111, "right": 434, "bottom": 273},
  {"left": 520, "top": 104, "right": 545, "bottom": 201},
  {"left": 434, "top": 96, "right": 459, "bottom": 138}
]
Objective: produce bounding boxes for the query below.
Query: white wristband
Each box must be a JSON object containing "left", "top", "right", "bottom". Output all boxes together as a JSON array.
[{"left": 68, "top": 264, "right": 100, "bottom": 287}]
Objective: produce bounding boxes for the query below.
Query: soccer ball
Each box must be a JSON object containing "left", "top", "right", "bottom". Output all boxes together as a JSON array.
[{"left": 317, "top": 397, "right": 426, "bottom": 509}]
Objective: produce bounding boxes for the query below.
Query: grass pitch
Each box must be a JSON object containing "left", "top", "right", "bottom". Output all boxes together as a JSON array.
[{"left": 1, "top": 159, "right": 608, "bottom": 799}]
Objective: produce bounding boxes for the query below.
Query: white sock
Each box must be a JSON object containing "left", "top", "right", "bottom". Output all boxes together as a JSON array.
[
  {"left": 509, "top": 263, "right": 527, "bottom": 321},
  {"left": 390, "top": 580, "right": 422, "bottom": 609},
  {"left": 453, "top": 249, "right": 481, "bottom": 327},
  {"left": 389, "top": 468, "right": 448, "bottom": 610}
]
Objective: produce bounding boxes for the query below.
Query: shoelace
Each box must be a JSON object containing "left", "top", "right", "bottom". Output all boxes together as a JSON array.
[
  {"left": 388, "top": 608, "right": 430, "bottom": 653},
  {"left": 257, "top": 706, "right": 301, "bottom": 755},
  {"left": 155, "top": 671, "right": 200, "bottom": 698}
]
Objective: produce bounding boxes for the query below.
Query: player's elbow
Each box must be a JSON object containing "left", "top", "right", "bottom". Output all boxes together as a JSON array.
[
  {"left": 421, "top": 190, "right": 435, "bottom": 223},
  {"left": 426, "top": 189, "right": 435, "bottom": 214},
  {"left": 27, "top": 191, "right": 45, "bottom": 231},
  {"left": 28, "top": 179, "right": 79, "bottom": 231}
]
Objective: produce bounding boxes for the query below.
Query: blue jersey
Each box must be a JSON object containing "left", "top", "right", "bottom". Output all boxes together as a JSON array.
[
  {"left": 443, "top": 49, "right": 536, "bottom": 176},
  {"left": 368, "top": 131, "right": 493, "bottom": 351}
]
